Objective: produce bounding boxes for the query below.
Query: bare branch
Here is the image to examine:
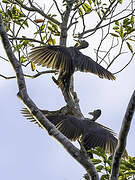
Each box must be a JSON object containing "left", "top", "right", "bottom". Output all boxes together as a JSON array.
[
  {"left": 0, "top": 55, "right": 9, "bottom": 62},
  {"left": 78, "top": 0, "right": 118, "bottom": 38},
  {"left": 0, "top": 70, "right": 58, "bottom": 80},
  {"left": 0, "top": 74, "right": 16, "bottom": 79},
  {"left": 52, "top": 0, "right": 63, "bottom": 17},
  {"left": 113, "top": 53, "right": 135, "bottom": 75},
  {"left": 110, "top": 90, "right": 135, "bottom": 180},
  {"left": 0, "top": 13, "right": 99, "bottom": 180},
  {"left": 9, "top": 36, "right": 45, "bottom": 44},
  {"left": 107, "top": 39, "right": 124, "bottom": 69},
  {"left": 79, "top": 8, "right": 135, "bottom": 39}
]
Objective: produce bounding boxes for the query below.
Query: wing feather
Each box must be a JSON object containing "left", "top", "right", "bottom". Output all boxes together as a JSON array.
[
  {"left": 29, "top": 45, "right": 73, "bottom": 74},
  {"left": 81, "top": 120, "right": 117, "bottom": 154},
  {"left": 75, "top": 52, "right": 115, "bottom": 80}
]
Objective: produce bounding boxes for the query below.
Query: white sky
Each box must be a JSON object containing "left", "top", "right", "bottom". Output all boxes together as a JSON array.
[{"left": 0, "top": 1, "right": 135, "bottom": 180}]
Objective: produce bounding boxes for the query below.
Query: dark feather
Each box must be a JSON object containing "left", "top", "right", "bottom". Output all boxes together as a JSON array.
[
  {"left": 21, "top": 108, "right": 118, "bottom": 155},
  {"left": 29, "top": 44, "right": 115, "bottom": 93}
]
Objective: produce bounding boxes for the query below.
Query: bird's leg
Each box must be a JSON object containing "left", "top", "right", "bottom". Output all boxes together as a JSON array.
[
  {"left": 52, "top": 73, "right": 83, "bottom": 118},
  {"left": 52, "top": 75, "right": 74, "bottom": 104},
  {"left": 57, "top": 72, "right": 74, "bottom": 101}
]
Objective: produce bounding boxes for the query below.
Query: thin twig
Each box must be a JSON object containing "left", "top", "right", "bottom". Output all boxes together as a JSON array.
[
  {"left": 113, "top": 53, "right": 135, "bottom": 75},
  {"left": 0, "top": 70, "right": 58, "bottom": 80},
  {"left": 80, "top": 9, "right": 135, "bottom": 39},
  {"left": 9, "top": 36, "right": 44, "bottom": 44},
  {"left": 52, "top": 0, "right": 62, "bottom": 17},
  {"left": 11, "top": 0, "right": 61, "bottom": 26},
  {"left": 78, "top": 0, "right": 118, "bottom": 38}
]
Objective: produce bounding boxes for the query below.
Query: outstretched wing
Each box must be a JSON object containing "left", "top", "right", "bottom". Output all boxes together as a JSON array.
[
  {"left": 29, "top": 45, "right": 74, "bottom": 74},
  {"left": 82, "top": 120, "right": 117, "bottom": 154},
  {"left": 21, "top": 108, "right": 62, "bottom": 127},
  {"left": 56, "top": 116, "right": 84, "bottom": 141},
  {"left": 21, "top": 108, "right": 83, "bottom": 141},
  {"left": 21, "top": 108, "right": 118, "bottom": 154},
  {"left": 74, "top": 51, "right": 116, "bottom": 80}
]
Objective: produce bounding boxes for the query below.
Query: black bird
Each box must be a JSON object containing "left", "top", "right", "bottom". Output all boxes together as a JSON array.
[
  {"left": 29, "top": 41, "right": 116, "bottom": 94},
  {"left": 21, "top": 108, "right": 117, "bottom": 155}
]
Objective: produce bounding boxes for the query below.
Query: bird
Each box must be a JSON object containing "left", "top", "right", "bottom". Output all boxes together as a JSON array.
[
  {"left": 28, "top": 40, "right": 116, "bottom": 95},
  {"left": 21, "top": 108, "right": 118, "bottom": 155}
]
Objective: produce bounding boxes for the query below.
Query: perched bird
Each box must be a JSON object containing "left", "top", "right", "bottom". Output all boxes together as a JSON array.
[
  {"left": 21, "top": 108, "right": 117, "bottom": 155},
  {"left": 29, "top": 40, "right": 116, "bottom": 94}
]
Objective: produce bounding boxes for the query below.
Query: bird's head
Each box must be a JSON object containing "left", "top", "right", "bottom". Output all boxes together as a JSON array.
[
  {"left": 88, "top": 109, "right": 101, "bottom": 121},
  {"left": 74, "top": 40, "right": 89, "bottom": 50}
]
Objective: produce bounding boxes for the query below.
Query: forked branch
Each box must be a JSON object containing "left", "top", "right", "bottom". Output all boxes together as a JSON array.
[{"left": 0, "top": 13, "right": 99, "bottom": 180}]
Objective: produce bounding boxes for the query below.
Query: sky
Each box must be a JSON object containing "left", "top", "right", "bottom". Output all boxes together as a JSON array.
[{"left": 0, "top": 1, "right": 135, "bottom": 180}]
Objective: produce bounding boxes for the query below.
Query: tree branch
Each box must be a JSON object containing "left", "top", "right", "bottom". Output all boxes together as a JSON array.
[
  {"left": 52, "top": 0, "right": 63, "bottom": 17},
  {"left": 78, "top": 0, "right": 118, "bottom": 38},
  {"left": 110, "top": 90, "right": 135, "bottom": 180},
  {"left": 0, "top": 70, "right": 58, "bottom": 80},
  {"left": 78, "top": 7, "right": 135, "bottom": 39},
  {"left": 59, "top": 1, "right": 84, "bottom": 118},
  {"left": 0, "top": 13, "right": 99, "bottom": 180},
  {"left": 12, "top": 0, "right": 61, "bottom": 26},
  {"left": 9, "top": 36, "right": 45, "bottom": 44},
  {"left": 113, "top": 53, "right": 135, "bottom": 75}
]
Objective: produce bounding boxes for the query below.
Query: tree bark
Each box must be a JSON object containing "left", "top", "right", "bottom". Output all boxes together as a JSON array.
[
  {"left": 0, "top": 13, "right": 99, "bottom": 180},
  {"left": 110, "top": 90, "right": 135, "bottom": 180}
]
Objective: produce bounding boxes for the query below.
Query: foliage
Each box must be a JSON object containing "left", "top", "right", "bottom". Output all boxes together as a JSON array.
[
  {"left": 88, "top": 147, "right": 135, "bottom": 180},
  {"left": 0, "top": 0, "right": 135, "bottom": 179},
  {"left": 0, "top": 0, "right": 134, "bottom": 75}
]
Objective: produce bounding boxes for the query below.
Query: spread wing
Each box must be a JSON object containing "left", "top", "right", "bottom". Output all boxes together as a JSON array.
[
  {"left": 29, "top": 45, "right": 74, "bottom": 74},
  {"left": 75, "top": 51, "right": 116, "bottom": 80},
  {"left": 21, "top": 108, "right": 118, "bottom": 154},
  {"left": 56, "top": 116, "right": 84, "bottom": 141},
  {"left": 21, "top": 108, "right": 83, "bottom": 141},
  {"left": 21, "top": 108, "right": 62, "bottom": 127},
  {"left": 81, "top": 121, "right": 117, "bottom": 154}
]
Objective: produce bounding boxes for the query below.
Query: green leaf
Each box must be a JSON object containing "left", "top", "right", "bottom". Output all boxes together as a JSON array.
[
  {"left": 101, "top": 174, "right": 110, "bottom": 180},
  {"left": 20, "top": 55, "right": 27, "bottom": 63},
  {"left": 115, "top": 20, "right": 119, "bottom": 26},
  {"left": 48, "top": 26, "right": 54, "bottom": 33},
  {"left": 7, "top": 9, "right": 12, "bottom": 18},
  {"left": 88, "top": 0, "right": 92, "bottom": 4},
  {"left": 78, "top": 8, "right": 83, "bottom": 17},
  {"left": 52, "top": 38, "right": 56, "bottom": 45},
  {"left": 123, "top": 18, "right": 130, "bottom": 26},
  {"left": 130, "top": 16, "right": 134, "bottom": 25},
  {"left": 113, "top": 26, "right": 119, "bottom": 30},
  {"left": 82, "top": 4, "right": 87, "bottom": 13},
  {"left": 117, "top": 0, "right": 123, "bottom": 4},
  {"left": 31, "top": 62, "right": 35, "bottom": 71},
  {"left": 91, "top": 159, "right": 102, "bottom": 165},
  {"left": 126, "top": 42, "right": 133, "bottom": 53},
  {"left": 120, "top": 26, "right": 124, "bottom": 38},
  {"left": 96, "top": 165, "right": 103, "bottom": 172},
  {"left": 23, "top": 21, "right": 28, "bottom": 27},
  {"left": 2, "top": 0, "right": 10, "bottom": 3},
  {"left": 83, "top": 3, "right": 91, "bottom": 13},
  {"left": 110, "top": 33, "right": 119, "bottom": 37}
]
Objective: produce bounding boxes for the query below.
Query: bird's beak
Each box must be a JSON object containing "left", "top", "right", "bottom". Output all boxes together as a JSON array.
[{"left": 88, "top": 111, "right": 94, "bottom": 116}]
